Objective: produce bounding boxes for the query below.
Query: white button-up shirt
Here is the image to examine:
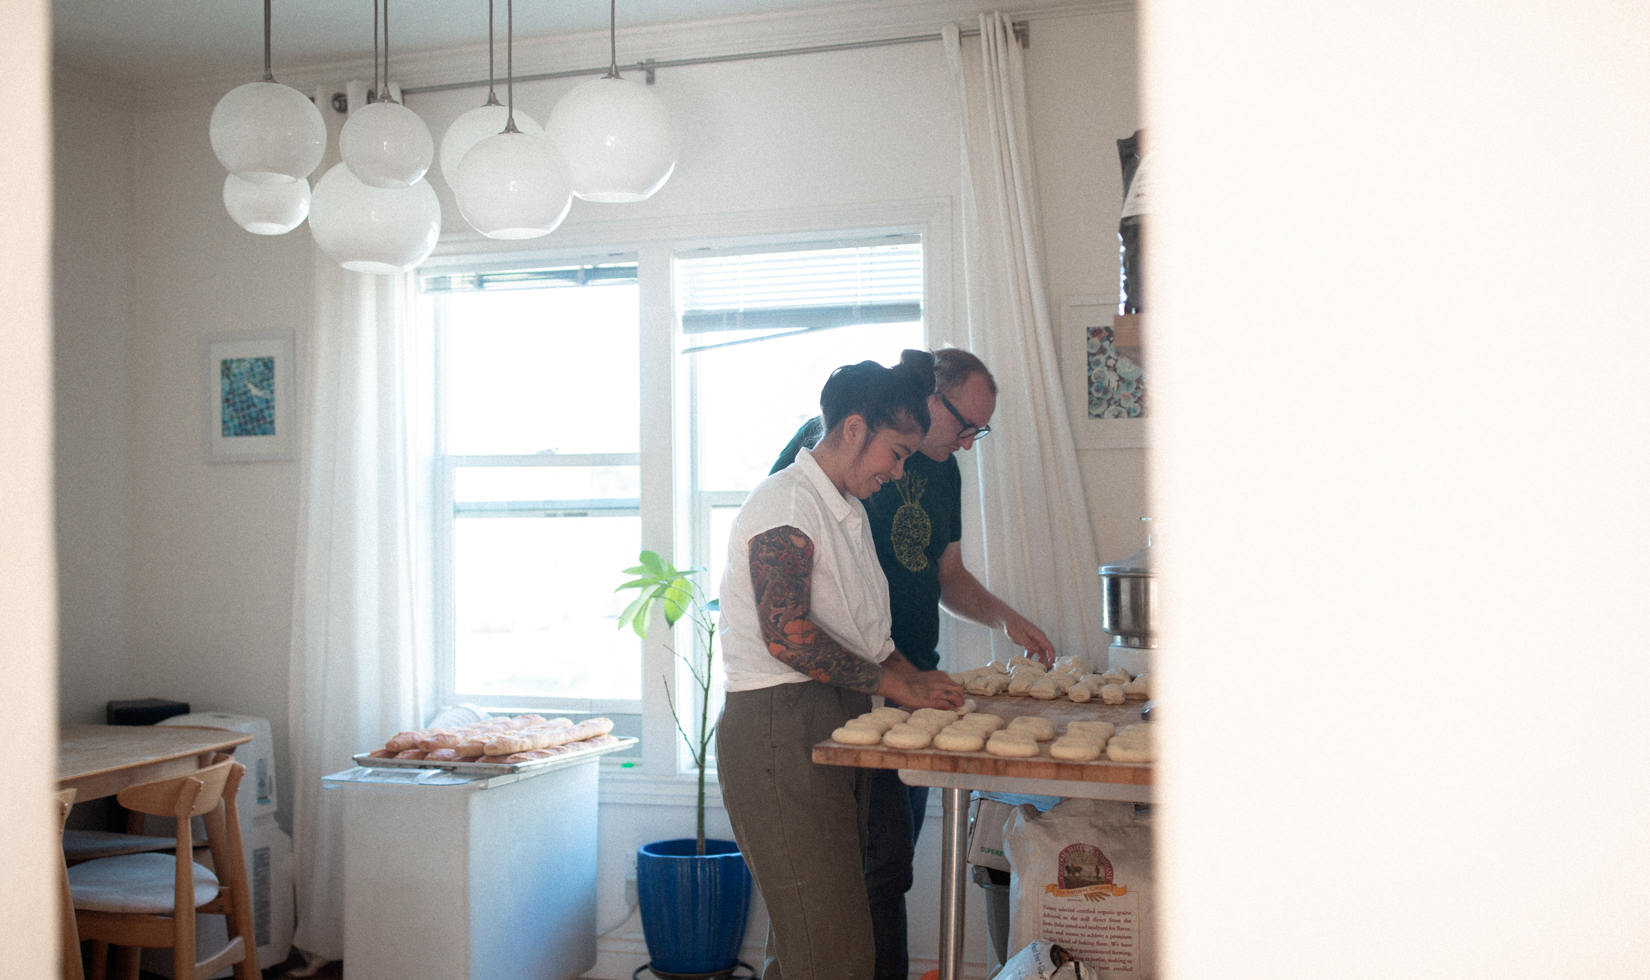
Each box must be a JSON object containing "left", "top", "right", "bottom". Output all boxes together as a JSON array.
[{"left": 718, "top": 448, "right": 896, "bottom": 693}]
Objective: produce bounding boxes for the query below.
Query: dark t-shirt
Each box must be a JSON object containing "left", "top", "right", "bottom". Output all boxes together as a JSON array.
[{"left": 769, "top": 417, "right": 962, "bottom": 671}]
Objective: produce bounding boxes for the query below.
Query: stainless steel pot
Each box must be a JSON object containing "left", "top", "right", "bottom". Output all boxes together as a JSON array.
[{"left": 1099, "top": 548, "right": 1155, "bottom": 648}]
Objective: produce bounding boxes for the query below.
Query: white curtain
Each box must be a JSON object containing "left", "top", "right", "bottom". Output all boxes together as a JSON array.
[
  {"left": 944, "top": 16, "right": 1108, "bottom": 662},
  {"left": 288, "top": 79, "right": 433, "bottom": 966}
]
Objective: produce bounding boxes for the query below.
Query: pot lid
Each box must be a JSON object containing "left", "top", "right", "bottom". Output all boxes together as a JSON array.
[{"left": 1099, "top": 544, "right": 1152, "bottom": 577}]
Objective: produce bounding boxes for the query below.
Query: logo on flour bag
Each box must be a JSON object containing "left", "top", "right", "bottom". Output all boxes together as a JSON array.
[{"left": 1055, "top": 843, "right": 1126, "bottom": 895}]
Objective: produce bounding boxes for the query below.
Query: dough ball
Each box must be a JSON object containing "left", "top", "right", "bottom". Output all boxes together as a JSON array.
[
  {"left": 832, "top": 726, "right": 883, "bottom": 746},
  {"left": 958, "top": 713, "right": 1003, "bottom": 732},
  {"left": 1066, "top": 720, "right": 1117, "bottom": 740},
  {"left": 982, "top": 675, "right": 1010, "bottom": 696},
  {"left": 985, "top": 734, "right": 1040, "bottom": 758},
  {"left": 911, "top": 708, "right": 959, "bottom": 726},
  {"left": 933, "top": 728, "right": 986, "bottom": 752},
  {"left": 1122, "top": 673, "right": 1151, "bottom": 700},
  {"left": 1066, "top": 685, "right": 1093, "bottom": 703},
  {"left": 965, "top": 677, "right": 993, "bottom": 695},
  {"left": 848, "top": 714, "right": 892, "bottom": 732},
  {"left": 959, "top": 698, "right": 977, "bottom": 715},
  {"left": 1100, "top": 684, "right": 1127, "bottom": 705},
  {"left": 882, "top": 725, "right": 934, "bottom": 750},
  {"left": 1049, "top": 737, "right": 1104, "bottom": 761},
  {"left": 1007, "top": 677, "right": 1035, "bottom": 696},
  {"left": 1106, "top": 739, "right": 1153, "bottom": 763},
  {"left": 1006, "top": 717, "right": 1055, "bottom": 741},
  {"left": 1077, "top": 674, "right": 1107, "bottom": 690},
  {"left": 1028, "top": 679, "right": 1059, "bottom": 700},
  {"left": 871, "top": 706, "right": 910, "bottom": 722},
  {"left": 1100, "top": 668, "right": 1132, "bottom": 686},
  {"left": 988, "top": 661, "right": 1011, "bottom": 675}
]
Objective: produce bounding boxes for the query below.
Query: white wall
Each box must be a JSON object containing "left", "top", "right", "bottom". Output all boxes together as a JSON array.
[
  {"left": 1147, "top": 0, "right": 1650, "bottom": 976},
  {"left": 50, "top": 2, "right": 1139, "bottom": 974},
  {"left": 1, "top": 0, "right": 61, "bottom": 975},
  {"left": 52, "top": 83, "right": 137, "bottom": 724}
]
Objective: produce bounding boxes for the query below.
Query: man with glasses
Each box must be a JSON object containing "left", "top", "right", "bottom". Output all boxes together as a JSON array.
[{"left": 768, "top": 347, "right": 1054, "bottom": 980}]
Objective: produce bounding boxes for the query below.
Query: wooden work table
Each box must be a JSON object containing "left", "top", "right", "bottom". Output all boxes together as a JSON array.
[
  {"left": 812, "top": 693, "right": 1155, "bottom": 980},
  {"left": 812, "top": 694, "right": 1152, "bottom": 795},
  {"left": 58, "top": 724, "right": 253, "bottom": 803}
]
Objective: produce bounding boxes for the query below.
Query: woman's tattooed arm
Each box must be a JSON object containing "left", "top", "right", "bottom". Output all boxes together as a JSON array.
[{"left": 749, "top": 525, "right": 884, "bottom": 693}]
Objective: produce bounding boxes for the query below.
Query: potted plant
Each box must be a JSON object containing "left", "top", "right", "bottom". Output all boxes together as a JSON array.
[{"left": 617, "top": 550, "right": 751, "bottom": 979}]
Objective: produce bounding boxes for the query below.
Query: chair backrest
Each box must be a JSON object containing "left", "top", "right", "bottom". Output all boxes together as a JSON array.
[
  {"left": 56, "top": 787, "right": 77, "bottom": 828},
  {"left": 116, "top": 756, "right": 235, "bottom": 821}
]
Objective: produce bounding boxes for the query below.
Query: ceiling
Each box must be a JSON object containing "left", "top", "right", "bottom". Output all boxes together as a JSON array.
[{"left": 51, "top": 0, "right": 861, "bottom": 87}]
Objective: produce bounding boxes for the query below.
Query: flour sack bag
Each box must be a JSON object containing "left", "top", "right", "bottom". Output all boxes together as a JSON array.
[{"left": 1004, "top": 800, "right": 1154, "bottom": 979}]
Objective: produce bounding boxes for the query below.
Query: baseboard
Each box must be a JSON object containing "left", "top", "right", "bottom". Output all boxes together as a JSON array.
[{"left": 583, "top": 908, "right": 992, "bottom": 980}]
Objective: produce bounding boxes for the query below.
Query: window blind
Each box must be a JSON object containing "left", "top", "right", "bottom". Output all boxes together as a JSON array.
[
  {"left": 676, "top": 240, "right": 922, "bottom": 334},
  {"left": 422, "top": 263, "right": 639, "bottom": 293}
]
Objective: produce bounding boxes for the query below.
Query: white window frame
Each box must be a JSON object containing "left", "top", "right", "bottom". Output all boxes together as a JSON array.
[{"left": 420, "top": 199, "right": 953, "bottom": 779}]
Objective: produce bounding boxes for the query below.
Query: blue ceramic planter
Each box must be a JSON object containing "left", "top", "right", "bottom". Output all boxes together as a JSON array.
[{"left": 637, "top": 838, "right": 752, "bottom": 976}]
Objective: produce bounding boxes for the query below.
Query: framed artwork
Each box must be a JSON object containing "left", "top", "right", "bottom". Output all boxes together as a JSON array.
[
  {"left": 1062, "top": 295, "right": 1146, "bottom": 449},
  {"left": 203, "top": 332, "right": 297, "bottom": 462}
]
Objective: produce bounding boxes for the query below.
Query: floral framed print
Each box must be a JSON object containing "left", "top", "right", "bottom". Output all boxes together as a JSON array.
[
  {"left": 1062, "top": 295, "right": 1146, "bottom": 449},
  {"left": 203, "top": 332, "right": 296, "bottom": 462}
]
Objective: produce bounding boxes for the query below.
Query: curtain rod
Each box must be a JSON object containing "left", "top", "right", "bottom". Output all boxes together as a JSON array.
[{"left": 399, "top": 20, "right": 1028, "bottom": 96}]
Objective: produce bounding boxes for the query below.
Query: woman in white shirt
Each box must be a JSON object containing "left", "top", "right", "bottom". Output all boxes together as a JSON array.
[{"left": 717, "top": 353, "right": 966, "bottom": 980}]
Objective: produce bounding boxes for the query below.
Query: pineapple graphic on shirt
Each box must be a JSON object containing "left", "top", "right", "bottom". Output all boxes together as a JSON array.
[{"left": 890, "top": 474, "right": 931, "bottom": 572}]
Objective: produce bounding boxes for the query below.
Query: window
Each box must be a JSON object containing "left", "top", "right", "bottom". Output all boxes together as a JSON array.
[
  {"left": 678, "top": 240, "right": 926, "bottom": 734},
  {"left": 419, "top": 215, "right": 940, "bottom": 777},
  {"left": 425, "top": 262, "right": 644, "bottom": 721}
]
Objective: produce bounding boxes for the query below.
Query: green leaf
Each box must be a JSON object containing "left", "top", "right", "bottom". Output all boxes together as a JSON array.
[
  {"left": 638, "top": 551, "right": 672, "bottom": 580},
  {"left": 614, "top": 577, "right": 658, "bottom": 593},
  {"left": 616, "top": 593, "right": 651, "bottom": 638},
  {"left": 704, "top": 598, "right": 720, "bottom": 613}
]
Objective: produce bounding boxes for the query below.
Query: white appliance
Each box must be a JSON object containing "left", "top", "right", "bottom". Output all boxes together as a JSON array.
[
  {"left": 142, "top": 713, "right": 294, "bottom": 976},
  {"left": 157, "top": 712, "right": 278, "bottom": 822},
  {"left": 325, "top": 755, "right": 600, "bottom": 980}
]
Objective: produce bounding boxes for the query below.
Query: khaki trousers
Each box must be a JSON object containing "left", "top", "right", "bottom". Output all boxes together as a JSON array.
[{"left": 717, "top": 682, "right": 874, "bottom": 980}]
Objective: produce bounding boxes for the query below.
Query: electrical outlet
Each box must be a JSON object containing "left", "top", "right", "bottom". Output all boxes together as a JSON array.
[{"left": 625, "top": 873, "right": 639, "bottom": 907}]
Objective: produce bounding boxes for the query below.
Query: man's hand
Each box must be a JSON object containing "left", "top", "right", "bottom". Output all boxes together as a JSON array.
[
  {"left": 1006, "top": 614, "right": 1056, "bottom": 666},
  {"left": 878, "top": 654, "right": 966, "bottom": 710}
]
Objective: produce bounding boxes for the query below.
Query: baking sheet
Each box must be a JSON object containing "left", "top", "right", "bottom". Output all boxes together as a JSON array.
[{"left": 352, "top": 736, "right": 638, "bottom": 776}]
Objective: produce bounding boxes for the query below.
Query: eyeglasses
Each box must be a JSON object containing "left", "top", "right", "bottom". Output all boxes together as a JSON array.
[{"left": 937, "top": 391, "right": 990, "bottom": 441}]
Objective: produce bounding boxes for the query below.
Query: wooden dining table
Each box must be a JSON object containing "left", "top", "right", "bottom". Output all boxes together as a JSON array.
[
  {"left": 58, "top": 723, "right": 253, "bottom": 802},
  {"left": 813, "top": 694, "right": 1153, "bottom": 980}
]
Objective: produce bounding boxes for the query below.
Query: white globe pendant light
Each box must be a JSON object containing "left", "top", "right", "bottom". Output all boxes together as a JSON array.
[
  {"left": 453, "top": 0, "right": 572, "bottom": 240},
  {"left": 437, "top": 1, "right": 542, "bottom": 191},
  {"left": 307, "top": 163, "right": 440, "bottom": 274},
  {"left": 547, "top": 0, "right": 678, "bottom": 203},
  {"left": 339, "top": 0, "right": 433, "bottom": 188},
  {"left": 341, "top": 101, "right": 434, "bottom": 188},
  {"left": 549, "top": 76, "right": 677, "bottom": 202},
  {"left": 223, "top": 173, "right": 311, "bottom": 235},
  {"left": 209, "top": 0, "right": 326, "bottom": 185},
  {"left": 455, "top": 131, "right": 572, "bottom": 239},
  {"left": 440, "top": 104, "right": 542, "bottom": 190}
]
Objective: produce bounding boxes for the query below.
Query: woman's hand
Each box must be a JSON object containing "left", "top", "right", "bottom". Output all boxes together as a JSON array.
[{"left": 877, "top": 654, "right": 966, "bottom": 710}]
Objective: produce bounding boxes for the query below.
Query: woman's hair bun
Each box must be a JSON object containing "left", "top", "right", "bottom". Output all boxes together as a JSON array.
[
  {"left": 819, "top": 354, "right": 934, "bottom": 437},
  {"left": 895, "top": 349, "right": 938, "bottom": 396}
]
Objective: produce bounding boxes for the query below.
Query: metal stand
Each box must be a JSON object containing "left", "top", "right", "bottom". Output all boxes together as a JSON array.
[{"left": 937, "top": 786, "right": 968, "bottom": 980}]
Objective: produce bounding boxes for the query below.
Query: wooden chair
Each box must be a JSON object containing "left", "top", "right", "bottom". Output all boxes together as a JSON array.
[
  {"left": 66, "top": 754, "right": 258, "bottom": 980},
  {"left": 57, "top": 788, "right": 85, "bottom": 980}
]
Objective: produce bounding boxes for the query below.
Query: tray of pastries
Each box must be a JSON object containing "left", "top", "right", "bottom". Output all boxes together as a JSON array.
[{"left": 353, "top": 714, "right": 636, "bottom": 775}]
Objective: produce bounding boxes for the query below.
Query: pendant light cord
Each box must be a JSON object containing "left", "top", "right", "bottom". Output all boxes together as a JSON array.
[
  {"left": 503, "top": 0, "right": 519, "bottom": 133},
  {"left": 605, "top": 0, "right": 620, "bottom": 79},
  {"left": 262, "top": 0, "right": 274, "bottom": 82},
  {"left": 485, "top": 0, "right": 500, "bottom": 106},
  {"left": 383, "top": 0, "right": 398, "bottom": 104},
  {"left": 371, "top": 0, "right": 380, "bottom": 103}
]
